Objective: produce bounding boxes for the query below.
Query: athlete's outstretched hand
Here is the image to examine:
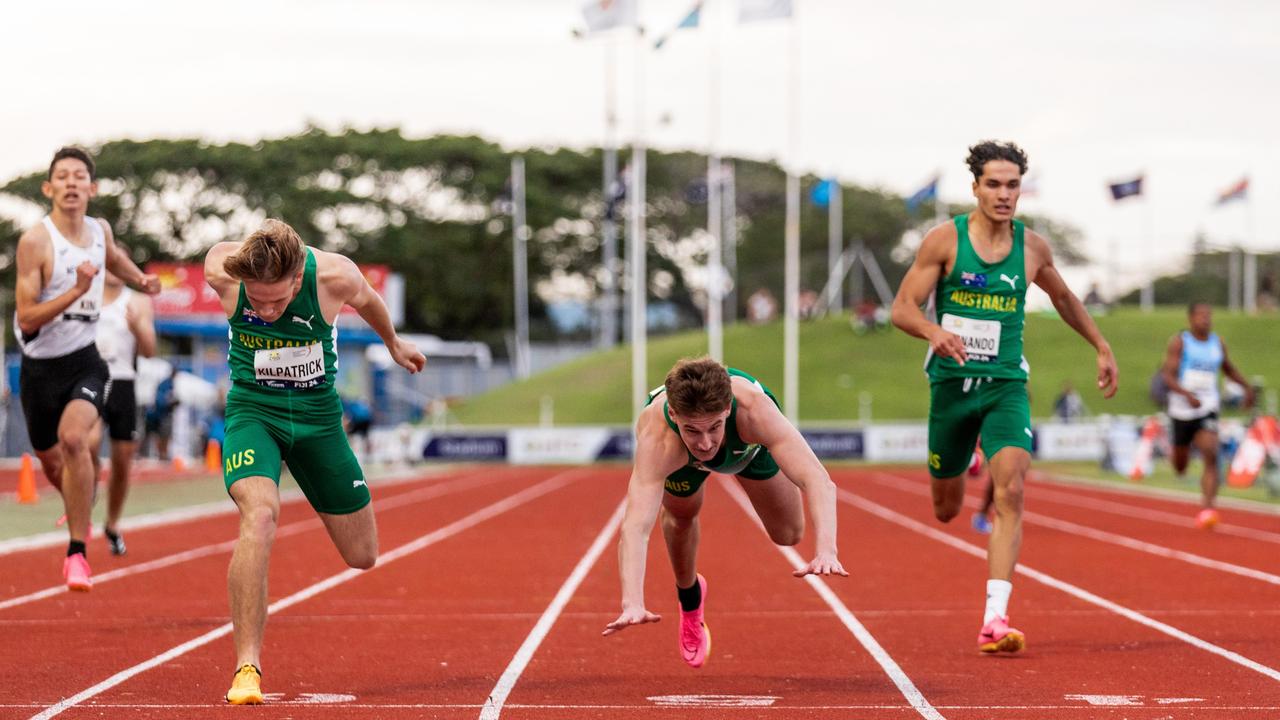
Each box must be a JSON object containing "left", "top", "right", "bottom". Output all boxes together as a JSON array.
[
  {"left": 390, "top": 336, "right": 426, "bottom": 374},
  {"left": 1096, "top": 347, "right": 1118, "bottom": 399},
  {"left": 793, "top": 551, "right": 849, "bottom": 578},
  {"left": 602, "top": 607, "right": 661, "bottom": 636},
  {"left": 927, "top": 326, "right": 968, "bottom": 367}
]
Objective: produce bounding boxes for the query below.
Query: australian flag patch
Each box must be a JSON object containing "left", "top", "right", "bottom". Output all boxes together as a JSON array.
[
  {"left": 242, "top": 307, "right": 272, "bottom": 326},
  {"left": 960, "top": 272, "right": 987, "bottom": 288}
]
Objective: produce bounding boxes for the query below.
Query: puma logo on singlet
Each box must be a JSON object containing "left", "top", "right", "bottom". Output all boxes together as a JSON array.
[
  {"left": 291, "top": 314, "right": 314, "bottom": 330},
  {"left": 353, "top": 479, "right": 367, "bottom": 488},
  {"left": 81, "top": 388, "right": 97, "bottom": 400},
  {"left": 999, "top": 273, "right": 1020, "bottom": 290}
]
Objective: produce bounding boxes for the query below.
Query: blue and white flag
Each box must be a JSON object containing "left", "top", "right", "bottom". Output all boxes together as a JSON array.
[
  {"left": 905, "top": 175, "right": 939, "bottom": 211},
  {"left": 654, "top": 1, "right": 702, "bottom": 49}
]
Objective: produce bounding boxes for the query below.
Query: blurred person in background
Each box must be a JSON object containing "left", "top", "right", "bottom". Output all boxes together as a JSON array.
[
  {"left": 94, "top": 262, "right": 158, "bottom": 555},
  {"left": 1161, "top": 302, "right": 1254, "bottom": 529},
  {"left": 143, "top": 365, "right": 180, "bottom": 461}
]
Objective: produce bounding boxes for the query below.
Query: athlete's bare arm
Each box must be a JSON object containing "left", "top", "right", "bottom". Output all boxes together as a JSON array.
[
  {"left": 100, "top": 220, "right": 159, "bottom": 295},
  {"left": 127, "top": 292, "right": 158, "bottom": 358},
  {"left": 891, "top": 222, "right": 968, "bottom": 365},
  {"left": 203, "top": 241, "right": 245, "bottom": 316},
  {"left": 604, "top": 406, "right": 683, "bottom": 636},
  {"left": 14, "top": 225, "right": 95, "bottom": 336},
  {"left": 317, "top": 251, "right": 425, "bottom": 374},
  {"left": 1027, "top": 231, "right": 1117, "bottom": 399},
  {"left": 1160, "top": 334, "right": 1196, "bottom": 407},
  {"left": 735, "top": 383, "right": 847, "bottom": 578},
  {"left": 1220, "top": 341, "right": 1255, "bottom": 409}
]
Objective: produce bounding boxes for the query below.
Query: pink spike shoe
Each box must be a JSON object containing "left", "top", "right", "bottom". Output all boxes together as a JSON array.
[
  {"left": 1195, "top": 508, "right": 1220, "bottom": 530},
  {"left": 63, "top": 552, "right": 93, "bottom": 592},
  {"left": 978, "top": 615, "right": 1024, "bottom": 653},
  {"left": 679, "top": 574, "right": 712, "bottom": 668}
]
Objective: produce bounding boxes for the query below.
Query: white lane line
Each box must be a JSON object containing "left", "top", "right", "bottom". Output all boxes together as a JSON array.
[
  {"left": 722, "top": 479, "right": 946, "bottom": 720},
  {"left": 0, "top": 470, "right": 507, "bottom": 612},
  {"left": 479, "top": 498, "right": 626, "bottom": 720},
  {"left": 28, "top": 470, "right": 583, "bottom": 720},
  {"left": 868, "top": 471, "right": 1280, "bottom": 585},
  {"left": 839, "top": 487, "right": 1280, "bottom": 684},
  {"left": 1028, "top": 482, "right": 1280, "bottom": 544},
  {"left": 0, "top": 467, "right": 455, "bottom": 556}
]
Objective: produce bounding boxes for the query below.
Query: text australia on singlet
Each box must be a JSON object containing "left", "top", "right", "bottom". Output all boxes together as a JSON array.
[{"left": 940, "top": 289, "right": 1018, "bottom": 362}]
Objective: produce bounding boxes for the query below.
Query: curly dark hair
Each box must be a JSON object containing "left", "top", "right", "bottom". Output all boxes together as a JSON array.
[{"left": 965, "top": 141, "right": 1028, "bottom": 180}]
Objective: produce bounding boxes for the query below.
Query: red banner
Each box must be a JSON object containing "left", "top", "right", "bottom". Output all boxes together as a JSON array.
[{"left": 146, "top": 262, "right": 390, "bottom": 318}]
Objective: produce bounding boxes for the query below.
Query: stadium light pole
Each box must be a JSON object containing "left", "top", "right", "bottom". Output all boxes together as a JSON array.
[
  {"left": 512, "top": 155, "right": 531, "bottom": 379},
  {"left": 601, "top": 39, "right": 621, "bottom": 349},
  {"left": 782, "top": 4, "right": 801, "bottom": 423},
  {"left": 629, "top": 28, "right": 649, "bottom": 423},
  {"left": 706, "top": 0, "right": 724, "bottom": 363},
  {"left": 827, "top": 178, "right": 842, "bottom": 314}
]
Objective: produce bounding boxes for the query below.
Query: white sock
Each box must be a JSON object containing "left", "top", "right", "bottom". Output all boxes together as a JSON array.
[{"left": 984, "top": 579, "right": 1013, "bottom": 624}]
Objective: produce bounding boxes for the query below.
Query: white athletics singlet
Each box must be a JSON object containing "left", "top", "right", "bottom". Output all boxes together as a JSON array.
[
  {"left": 15, "top": 216, "right": 107, "bottom": 359},
  {"left": 96, "top": 287, "right": 137, "bottom": 380}
]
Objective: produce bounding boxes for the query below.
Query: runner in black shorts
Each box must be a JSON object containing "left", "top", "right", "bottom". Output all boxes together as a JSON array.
[
  {"left": 13, "top": 147, "right": 158, "bottom": 591},
  {"left": 94, "top": 265, "right": 157, "bottom": 554}
]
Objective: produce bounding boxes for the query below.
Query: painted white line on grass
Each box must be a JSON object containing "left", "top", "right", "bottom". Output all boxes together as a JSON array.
[
  {"left": 0, "top": 467, "right": 456, "bottom": 556},
  {"left": 479, "top": 498, "right": 626, "bottom": 720},
  {"left": 0, "top": 470, "right": 508, "bottom": 612},
  {"left": 839, "top": 486, "right": 1280, "bottom": 684},
  {"left": 869, "top": 471, "right": 1280, "bottom": 585},
  {"left": 28, "top": 470, "right": 582, "bottom": 720},
  {"left": 722, "top": 479, "right": 946, "bottom": 720}
]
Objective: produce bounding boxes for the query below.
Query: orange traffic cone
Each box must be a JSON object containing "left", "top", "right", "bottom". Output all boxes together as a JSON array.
[
  {"left": 17, "top": 453, "right": 38, "bottom": 504},
  {"left": 205, "top": 439, "right": 222, "bottom": 474},
  {"left": 172, "top": 455, "right": 187, "bottom": 472}
]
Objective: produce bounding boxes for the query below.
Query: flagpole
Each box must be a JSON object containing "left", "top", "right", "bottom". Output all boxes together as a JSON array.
[
  {"left": 706, "top": 0, "right": 724, "bottom": 362},
  {"left": 512, "top": 155, "right": 531, "bottom": 379},
  {"left": 1140, "top": 195, "right": 1154, "bottom": 313},
  {"left": 782, "top": 2, "right": 800, "bottom": 423},
  {"left": 722, "top": 158, "right": 737, "bottom": 323},
  {"left": 601, "top": 39, "right": 620, "bottom": 349},
  {"left": 1244, "top": 189, "right": 1257, "bottom": 314},
  {"left": 827, "top": 178, "right": 842, "bottom": 314},
  {"left": 629, "top": 26, "right": 649, "bottom": 423}
]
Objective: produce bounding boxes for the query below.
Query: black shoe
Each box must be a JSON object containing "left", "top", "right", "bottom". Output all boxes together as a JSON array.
[{"left": 105, "top": 528, "right": 127, "bottom": 556}]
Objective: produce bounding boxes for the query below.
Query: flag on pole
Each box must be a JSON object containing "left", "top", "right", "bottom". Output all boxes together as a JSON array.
[
  {"left": 1216, "top": 176, "right": 1248, "bottom": 205},
  {"left": 605, "top": 164, "right": 628, "bottom": 221},
  {"left": 1108, "top": 175, "right": 1143, "bottom": 201},
  {"left": 739, "top": 0, "right": 791, "bottom": 23},
  {"left": 582, "top": 0, "right": 638, "bottom": 34},
  {"left": 810, "top": 178, "right": 837, "bottom": 208},
  {"left": 653, "top": 1, "right": 702, "bottom": 49},
  {"left": 905, "top": 175, "right": 939, "bottom": 211}
]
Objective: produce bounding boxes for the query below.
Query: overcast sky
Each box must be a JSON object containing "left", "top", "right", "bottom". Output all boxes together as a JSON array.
[{"left": 4, "top": 0, "right": 1276, "bottom": 300}]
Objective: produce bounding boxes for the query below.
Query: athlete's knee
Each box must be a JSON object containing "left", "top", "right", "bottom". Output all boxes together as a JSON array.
[
  {"left": 343, "top": 545, "right": 377, "bottom": 570},
  {"left": 933, "top": 501, "right": 961, "bottom": 523},
  {"left": 765, "top": 520, "right": 804, "bottom": 546},
  {"left": 993, "top": 481, "right": 1024, "bottom": 514},
  {"left": 56, "top": 428, "right": 91, "bottom": 457},
  {"left": 239, "top": 504, "right": 278, "bottom": 545}
]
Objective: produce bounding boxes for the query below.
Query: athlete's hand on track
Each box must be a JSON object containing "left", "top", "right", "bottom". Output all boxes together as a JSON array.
[
  {"left": 602, "top": 607, "right": 661, "bottom": 636},
  {"left": 1096, "top": 347, "right": 1118, "bottom": 399},
  {"left": 793, "top": 552, "right": 849, "bottom": 578},
  {"left": 390, "top": 337, "right": 427, "bottom": 374},
  {"left": 928, "top": 326, "right": 968, "bottom": 366}
]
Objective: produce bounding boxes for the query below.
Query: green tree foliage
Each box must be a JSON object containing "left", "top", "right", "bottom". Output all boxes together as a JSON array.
[{"left": 0, "top": 129, "right": 1089, "bottom": 347}]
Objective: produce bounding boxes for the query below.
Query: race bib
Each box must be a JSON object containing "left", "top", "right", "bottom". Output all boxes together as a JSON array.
[
  {"left": 254, "top": 343, "right": 325, "bottom": 389},
  {"left": 1181, "top": 368, "right": 1216, "bottom": 394},
  {"left": 940, "top": 313, "right": 1001, "bottom": 360}
]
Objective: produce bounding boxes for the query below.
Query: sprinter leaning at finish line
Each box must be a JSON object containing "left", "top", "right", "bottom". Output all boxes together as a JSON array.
[{"left": 204, "top": 219, "right": 425, "bottom": 705}]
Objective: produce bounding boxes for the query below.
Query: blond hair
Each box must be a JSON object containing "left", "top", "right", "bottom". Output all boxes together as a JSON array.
[
  {"left": 664, "top": 357, "right": 733, "bottom": 417},
  {"left": 223, "top": 219, "right": 306, "bottom": 282}
]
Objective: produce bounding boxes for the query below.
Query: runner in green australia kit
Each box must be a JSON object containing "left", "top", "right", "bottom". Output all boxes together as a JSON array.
[
  {"left": 204, "top": 219, "right": 425, "bottom": 705},
  {"left": 603, "top": 357, "right": 847, "bottom": 670},
  {"left": 892, "top": 140, "right": 1118, "bottom": 655}
]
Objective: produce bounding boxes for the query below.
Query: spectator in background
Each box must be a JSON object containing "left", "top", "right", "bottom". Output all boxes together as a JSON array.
[
  {"left": 1053, "top": 381, "right": 1087, "bottom": 423},
  {"left": 343, "top": 395, "right": 374, "bottom": 459},
  {"left": 746, "top": 288, "right": 778, "bottom": 324},
  {"left": 144, "top": 365, "right": 179, "bottom": 461}
]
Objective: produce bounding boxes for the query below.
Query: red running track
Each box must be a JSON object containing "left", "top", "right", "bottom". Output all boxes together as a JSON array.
[{"left": 5, "top": 464, "right": 1280, "bottom": 719}]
